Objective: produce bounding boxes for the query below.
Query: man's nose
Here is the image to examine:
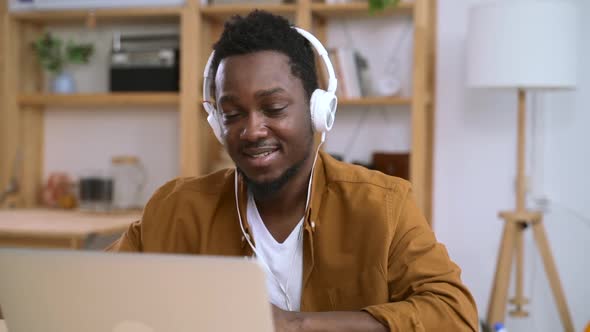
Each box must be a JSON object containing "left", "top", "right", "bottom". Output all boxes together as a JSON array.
[{"left": 240, "top": 112, "right": 268, "bottom": 141}]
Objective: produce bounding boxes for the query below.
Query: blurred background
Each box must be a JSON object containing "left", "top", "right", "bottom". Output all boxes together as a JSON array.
[{"left": 0, "top": 0, "right": 588, "bottom": 331}]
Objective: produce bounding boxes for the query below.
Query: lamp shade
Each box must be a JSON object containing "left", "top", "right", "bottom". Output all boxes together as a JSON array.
[{"left": 466, "top": 0, "right": 577, "bottom": 89}]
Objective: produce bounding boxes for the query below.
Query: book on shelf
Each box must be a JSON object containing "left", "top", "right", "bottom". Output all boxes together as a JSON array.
[
  {"left": 355, "top": 51, "right": 372, "bottom": 97},
  {"left": 325, "top": 47, "right": 371, "bottom": 99}
]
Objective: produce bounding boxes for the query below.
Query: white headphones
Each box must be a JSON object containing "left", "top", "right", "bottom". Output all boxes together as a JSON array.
[{"left": 202, "top": 26, "right": 338, "bottom": 144}]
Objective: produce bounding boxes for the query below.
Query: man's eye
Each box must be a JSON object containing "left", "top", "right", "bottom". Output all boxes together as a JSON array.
[
  {"left": 264, "top": 106, "right": 287, "bottom": 115},
  {"left": 223, "top": 112, "right": 241, "bottom": 122}
]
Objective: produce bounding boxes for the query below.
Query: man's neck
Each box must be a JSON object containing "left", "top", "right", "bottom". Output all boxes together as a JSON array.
[{"left": 253, "top": 152, "right": 315, "bottom": 242}]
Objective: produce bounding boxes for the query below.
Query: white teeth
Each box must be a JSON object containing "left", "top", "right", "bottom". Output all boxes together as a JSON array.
[{"left": 252, "top": 151, "right": 273, "bottom": 158}]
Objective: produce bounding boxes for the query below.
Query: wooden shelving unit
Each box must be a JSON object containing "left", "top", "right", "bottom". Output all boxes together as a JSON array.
[
  {"left": 19, "top": 93, "right": 180, "bottom": 107},
  {"left": 0, "top": 0, "right": 436, "bottom": 221},
  {"left": 311, "top": 1, "right": 414, "bottom": 18},
  {"left": 339, "top": 96, "right": 412, "bottom": 106},
  {"left": 201, "top": 3, "right": 297, "bottom": 21},
  {"left": 10, "top": 6, "right": 182, "bottom": 24}
]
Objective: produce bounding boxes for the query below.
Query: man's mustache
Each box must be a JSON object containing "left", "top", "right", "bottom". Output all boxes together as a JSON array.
[{"left": 239, "top": 140, "right": 280, "bottom": 150}]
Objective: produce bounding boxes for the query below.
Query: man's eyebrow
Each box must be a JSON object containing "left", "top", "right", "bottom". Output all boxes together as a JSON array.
[
  {"left": 218, "top": 87, "right": 286, "bottom": 105},
  {"left": 255, "top": 87, "right": 286, "bottom": 98}
]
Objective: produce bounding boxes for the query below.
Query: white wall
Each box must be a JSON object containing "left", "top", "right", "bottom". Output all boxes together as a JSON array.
[
  {"left": 434, "top": 0, "right": 590, "bottom": 330},
  {"left": 528, "top": 11, "right": 590, "bottom": 327}
]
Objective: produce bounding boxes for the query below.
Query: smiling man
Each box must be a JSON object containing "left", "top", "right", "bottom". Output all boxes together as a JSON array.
[{"left": 108, "top": 10, "right": 478, "bottom": 332}]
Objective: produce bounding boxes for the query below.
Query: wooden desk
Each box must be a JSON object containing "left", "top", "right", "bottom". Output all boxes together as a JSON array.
[{"left": 0, "top": 209, "right": 139, "bottom": 249}]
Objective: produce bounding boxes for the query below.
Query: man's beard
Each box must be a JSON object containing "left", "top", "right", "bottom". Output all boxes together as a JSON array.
[{"left": 239, "top": 136, "right": 314, "bottom": 199}]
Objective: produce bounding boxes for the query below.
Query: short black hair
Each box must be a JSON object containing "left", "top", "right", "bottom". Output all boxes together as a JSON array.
[{"left": 210, "top": 10, "right": 318, "bottom": 103}]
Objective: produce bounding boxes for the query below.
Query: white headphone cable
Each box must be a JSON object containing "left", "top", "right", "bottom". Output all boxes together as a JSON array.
[
  {"left": 235, "top": 141, "right": 323, "bottom": 311},
  {"left": 235, "top": 171, "right": 295, "bottom": 310}
]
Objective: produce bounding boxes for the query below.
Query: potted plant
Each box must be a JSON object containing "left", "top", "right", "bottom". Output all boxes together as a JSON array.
[
  {"left": 32, "top": 33, "right": 94, "bottom": 94},
  {"left": 368, "top": 0, "right": 400, "bottom": 12}
]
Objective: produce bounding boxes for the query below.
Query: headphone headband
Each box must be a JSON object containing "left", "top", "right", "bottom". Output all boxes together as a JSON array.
[{"left": 292, "top": 27, "right": 337, "bottom": 94}]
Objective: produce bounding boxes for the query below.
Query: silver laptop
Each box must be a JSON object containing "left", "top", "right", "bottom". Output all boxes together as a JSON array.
[{"left": 0, "top": 249, "right": 273, "bottom": 332}]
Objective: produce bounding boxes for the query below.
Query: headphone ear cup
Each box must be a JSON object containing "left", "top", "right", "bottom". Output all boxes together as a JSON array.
[
  {"left": 204, "top": 103, "right": 224, "bottom": 144},
  {"left": 310, "top": 89, "right": 338, "bottom": 133}
]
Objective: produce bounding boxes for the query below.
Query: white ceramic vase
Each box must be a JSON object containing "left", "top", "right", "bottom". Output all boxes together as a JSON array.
[{"left": 51, "top": 71, "right": 76, "bottom": 94}]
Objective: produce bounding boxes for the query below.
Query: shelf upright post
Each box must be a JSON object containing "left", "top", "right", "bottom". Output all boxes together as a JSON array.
[{"left": 180, "top": 0, "right": 205, "bottom": 177}]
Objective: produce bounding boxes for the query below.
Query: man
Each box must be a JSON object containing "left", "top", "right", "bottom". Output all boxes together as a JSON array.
[{"left": 108, "top": 10, "right": 478, "bottom": 331}]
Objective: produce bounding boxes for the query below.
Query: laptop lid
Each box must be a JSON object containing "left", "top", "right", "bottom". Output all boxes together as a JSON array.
[{"left": 0, "top": 249, "right": 273, "bottom": 332}]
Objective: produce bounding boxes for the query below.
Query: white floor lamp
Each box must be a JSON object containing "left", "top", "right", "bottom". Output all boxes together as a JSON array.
[{"left": 466, "top": 1, "right": 578, "bottom": 331}]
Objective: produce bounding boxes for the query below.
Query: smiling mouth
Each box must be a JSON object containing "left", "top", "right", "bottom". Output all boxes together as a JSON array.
[
  {"left": 248, "top": 151, "right": 275, "bottom": 158},
  {"left": 243, "top": 146, "right": 280, "bottom": 158},
  {"left": 244, "top": 148, "right": 279, "bottom": 158}
]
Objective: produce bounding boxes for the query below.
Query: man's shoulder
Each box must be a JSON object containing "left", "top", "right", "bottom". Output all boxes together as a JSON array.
[
  {"left": 130, "top": 168, "right": 237, "bottom": 252},
  {"left": 321, "top": 152, "right": 411, "bottom": 195},
  {"left": 149, "top": 168, "right": 235, "bottom": 203}
]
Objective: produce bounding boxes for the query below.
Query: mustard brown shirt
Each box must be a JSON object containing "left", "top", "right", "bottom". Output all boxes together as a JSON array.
[{"left": 108, "top": 151, "right": 478, "bottom": 331}]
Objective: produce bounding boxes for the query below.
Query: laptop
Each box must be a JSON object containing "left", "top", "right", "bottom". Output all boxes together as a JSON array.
[{"left": 0, "top": 249, "right": 273, "bottom": 332}]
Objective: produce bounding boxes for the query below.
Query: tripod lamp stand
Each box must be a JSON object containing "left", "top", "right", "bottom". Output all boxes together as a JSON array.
[{"left": 466, "top": 1, "right": 578, "bottom": 330}]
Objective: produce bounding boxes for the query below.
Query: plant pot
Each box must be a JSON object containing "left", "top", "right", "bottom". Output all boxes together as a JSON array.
[{"left": 51, "top": 71, "right": 76, "bottom": 94}]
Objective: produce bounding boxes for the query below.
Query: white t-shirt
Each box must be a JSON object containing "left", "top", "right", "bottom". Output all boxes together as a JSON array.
[{"left": 246, "top": 192, "right": 304, "bottom": 311}]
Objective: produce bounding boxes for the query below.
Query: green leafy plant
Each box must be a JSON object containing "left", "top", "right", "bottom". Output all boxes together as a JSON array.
[
  {"left": 368, "top": 0, "right": 400, "bottom": 13},
  {"left": 32, "top": 33, "right": 94, "bottom": 74}
]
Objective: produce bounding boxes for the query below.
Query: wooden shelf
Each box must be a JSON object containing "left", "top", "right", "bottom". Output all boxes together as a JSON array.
[
  {"left": 200, "top": 4, "right": 297, "bottom": 21},
  {"left": 10, "top": 7, "right": 182, "bottom": 24},
  {"left": 311, "top": 1, "right": 414, "bottom": 19},
  {"left": 19, "top": 93, "right": 179, "bottom": 108},
  {"left": 1, "top": 0, "right": 435, "bottom": 221},
  {"left": 339, "top": 96, "right": 411, "bottom": 106}
]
